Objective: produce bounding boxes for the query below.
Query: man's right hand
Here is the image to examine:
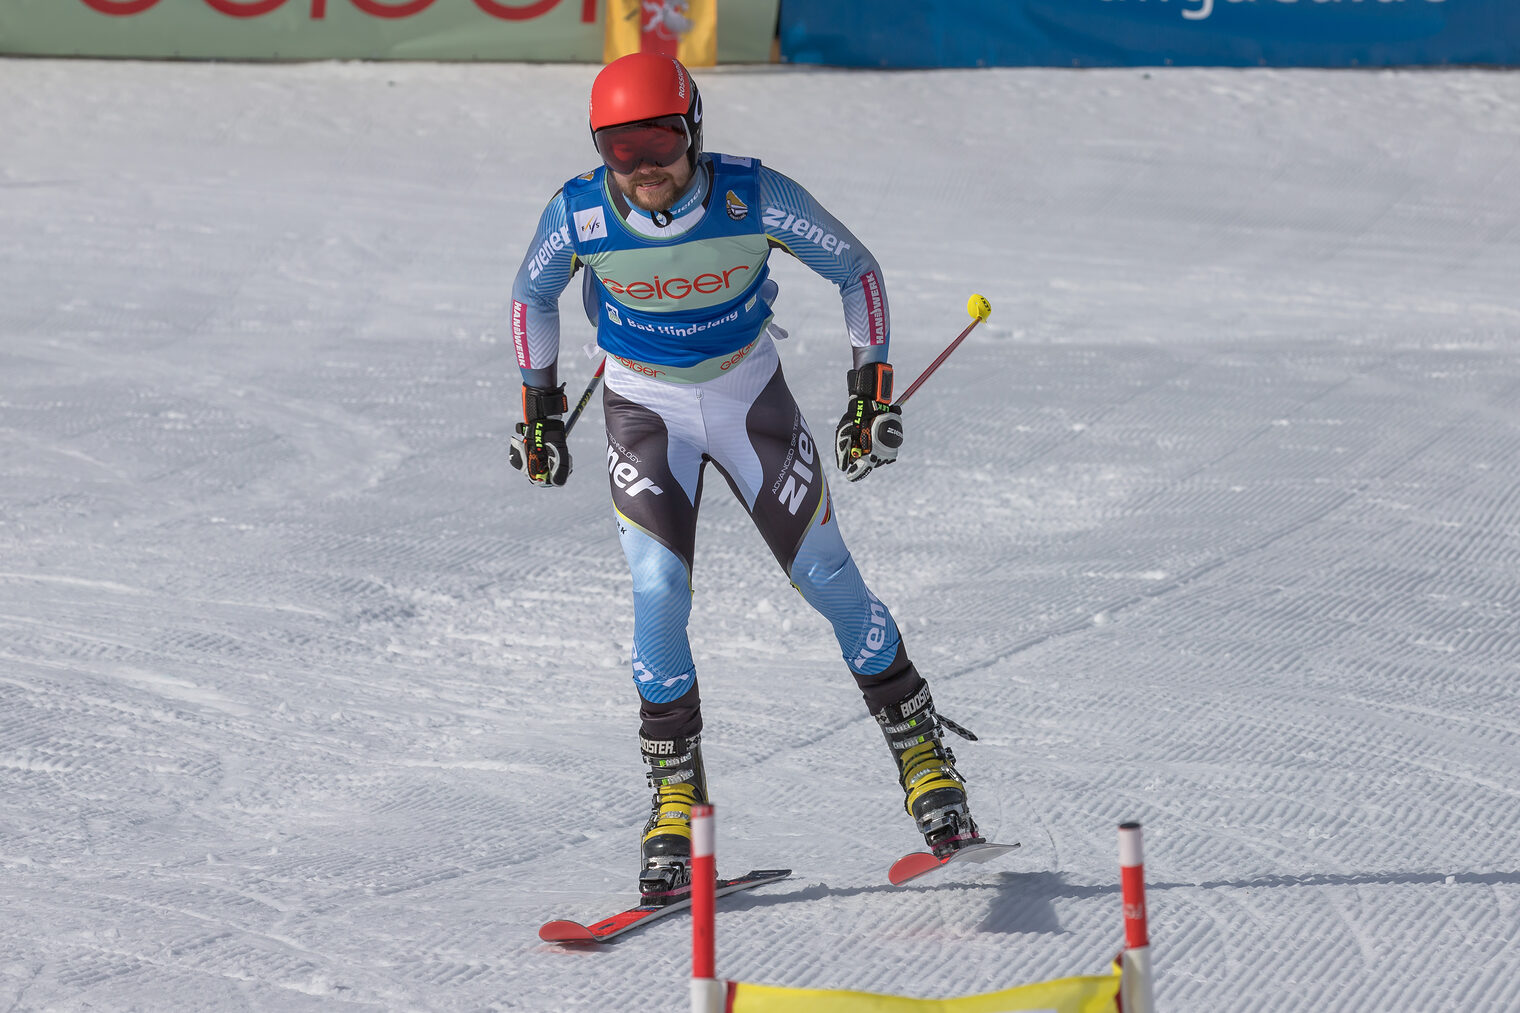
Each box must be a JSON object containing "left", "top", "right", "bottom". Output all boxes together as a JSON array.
[{"left": 509, "top": 384, "right": 572, "bottom": 487}]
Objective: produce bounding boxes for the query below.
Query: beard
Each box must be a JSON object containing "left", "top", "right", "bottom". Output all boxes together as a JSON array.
[{"left": 615, "top": 164, "right": 690, "bottom": 212}]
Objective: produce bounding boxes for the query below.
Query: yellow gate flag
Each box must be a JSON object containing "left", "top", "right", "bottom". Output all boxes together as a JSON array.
[
  {"left": 728, "top": 964, "right": 1121, "bottom": 1013},
  {"left": 604, "top": 0, "right": 717, "bottom": 67}
]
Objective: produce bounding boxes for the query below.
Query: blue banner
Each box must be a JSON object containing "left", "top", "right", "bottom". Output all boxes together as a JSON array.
[{"left": 779, "top": 0, "right": 1520, "bottom": 68}]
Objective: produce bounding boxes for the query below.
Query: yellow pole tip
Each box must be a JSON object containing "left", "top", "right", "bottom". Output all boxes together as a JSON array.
[{"left": 967, "top": 294, "right": 992, "bottom": 321}]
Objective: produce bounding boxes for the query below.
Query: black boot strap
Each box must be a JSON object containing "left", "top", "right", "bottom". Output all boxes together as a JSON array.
[{"left": 938, "top": 714, "right": 978, "bottom": 741}]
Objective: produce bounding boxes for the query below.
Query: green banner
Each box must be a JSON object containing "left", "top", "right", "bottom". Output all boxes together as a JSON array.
[
  {"left": 0, "top": 0, "right": 777, "bottom": 62},
  {"left": 717, "top": 1, "right": 777, "bottom": 64}
]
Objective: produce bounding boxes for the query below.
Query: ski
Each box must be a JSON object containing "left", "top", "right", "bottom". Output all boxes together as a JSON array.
[
  {"left": 538, "top": 868, "right": 791, "bottom": 944},
  {"left": 888, "top": 842, "right": 1021, "bottom": 886}
]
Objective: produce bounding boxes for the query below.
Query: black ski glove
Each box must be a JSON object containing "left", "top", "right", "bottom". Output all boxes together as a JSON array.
[
  {"left": 834, "top": 362, "right": 903, "bottom": 483},
  {"left": 509, "top": 384, "right": 572, "bottom": 487}
]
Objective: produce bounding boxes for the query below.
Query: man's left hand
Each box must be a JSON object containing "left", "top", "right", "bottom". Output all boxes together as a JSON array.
[{"left": 834, "top": 362, "right": 903, "bottom": 482}]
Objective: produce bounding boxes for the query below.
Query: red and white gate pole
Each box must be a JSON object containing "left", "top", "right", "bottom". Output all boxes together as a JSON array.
[
  {"left": 1119, "top": 821, "right": 1156, "bottom": 1013},
  {"left": 690, "top": 804, "right": 724, "bottom": 1013}
]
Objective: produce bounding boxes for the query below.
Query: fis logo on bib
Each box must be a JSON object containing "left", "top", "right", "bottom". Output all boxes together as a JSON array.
[
  {"left": 725, "top": 190, "right": 749, "bottom": 221},
  {"left": 573, "top": 207, "right": 606, "bottom": 242}
]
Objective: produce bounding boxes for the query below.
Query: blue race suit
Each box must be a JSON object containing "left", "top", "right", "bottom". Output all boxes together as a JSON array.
[{"left": 510, "top": 154, "right": 917, "bottom": 737}]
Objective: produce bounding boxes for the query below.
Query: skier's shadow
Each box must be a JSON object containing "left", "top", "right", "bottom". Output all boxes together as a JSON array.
[
  {"left": 977, "top": 871, "right": 1069, "bottom": 935},
  {"left": 713, "top": 872, "right": 1068, "bottom": 935},
  {"left": 721, "top": 869, "right": 1520, "bottom": 936},
  {"left": 716, "top": 872, "right": 1068, "bottom": 931},
  {"left": 976, "top": 868, "right": 1520, "bottom": 936},
  {"left": 719, "top": 879, "right": 899, "bottom": 912}
]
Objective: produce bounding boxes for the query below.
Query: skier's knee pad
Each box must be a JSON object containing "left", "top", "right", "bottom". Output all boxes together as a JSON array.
[
  {"left": 622, "top": 523, "right": 697, "bottom": 704},
  {"left": 788, "top": 524, "right": 903, "bottom": 678},
  {"left": 630, "top": 563, "right": 692, "bottom": 624},
  {"left": 787, "top": 517, "right": 855, "bottom": 604},
  {"left": 622, "top": 523, "right": 694, "bottom": 634}
]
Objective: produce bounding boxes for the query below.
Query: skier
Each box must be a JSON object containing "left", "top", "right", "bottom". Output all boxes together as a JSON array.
[{"left": 508, "top": 52, "right": 981, "bottom": 901}]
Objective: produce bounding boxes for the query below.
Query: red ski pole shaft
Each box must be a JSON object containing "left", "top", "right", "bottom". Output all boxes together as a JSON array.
[
  {"left": 894, "top": 294, "right": 992, "bottom": 407},
  {"left": 895, "top": 320, "right": 981, "bottom": 406}
]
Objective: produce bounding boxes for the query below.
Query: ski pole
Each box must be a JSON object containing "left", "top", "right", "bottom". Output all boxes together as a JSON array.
[
  {"left": 894, "top": 294, "right": 992, "bottom": 406},
  {"left": 564, "top": 357, "right": 606, "bottom": 436}
]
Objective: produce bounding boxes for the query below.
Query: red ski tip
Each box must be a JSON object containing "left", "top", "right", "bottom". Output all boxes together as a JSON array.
[
  {"left": 889, "top": 842, "right": 1022, "bottom": 886},
  {"left": 888, "top": 851, "right": 945, "bottom": 886},
  {"left": 538, "top": 919, "right": 596, "bottom": 943}
]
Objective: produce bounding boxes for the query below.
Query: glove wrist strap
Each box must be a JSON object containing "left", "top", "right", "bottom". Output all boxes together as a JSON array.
[
  {"left": 846, "top": 362, "right": 894, "bottom": 403},
  {"left": 522, "top": 384, "right": 568, "bottom": 421}
]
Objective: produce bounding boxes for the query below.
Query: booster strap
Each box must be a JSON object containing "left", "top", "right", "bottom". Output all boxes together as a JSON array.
[
  {"left": 847, "top": 362, "right": 894, "bottom": 404},
  {"left": 523, "top": 384, "right": 569, "bottom": 421}
]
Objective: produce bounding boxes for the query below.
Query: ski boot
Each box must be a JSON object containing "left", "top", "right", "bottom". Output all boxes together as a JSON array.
[
  {"left": 638, "top": 732, "right": 708, "bottom": 906},
  {"left": 874, "top": 683, "right": 984, "bottom": 858}
]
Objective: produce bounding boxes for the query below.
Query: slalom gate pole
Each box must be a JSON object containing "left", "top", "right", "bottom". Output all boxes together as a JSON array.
[
  {"left": 893, "top": 294, "right": 992, "bottom": 407},
  {"left": 690, "top": 804, "right": 723, "bottom": 1013},
  {"left": 1119, "top": 822, "right": 1156, "bottom": 1013},
  {"left": 564, "top": 358, "right": 606, "bottom": 436}
]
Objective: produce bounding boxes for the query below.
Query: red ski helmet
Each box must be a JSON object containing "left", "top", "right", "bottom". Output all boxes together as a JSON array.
[{"left": 589, "top": 52, "right": 703, "bottom": 171}]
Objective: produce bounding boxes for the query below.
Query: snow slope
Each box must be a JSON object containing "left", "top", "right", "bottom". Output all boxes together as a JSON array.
[{"left": 2, "top": 59, "right": 1519, "bottom": 1011}]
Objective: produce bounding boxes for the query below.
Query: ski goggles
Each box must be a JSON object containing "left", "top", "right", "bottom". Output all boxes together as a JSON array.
[{"left": 593, "top": 116, "right": 691, "bottom": 174}]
